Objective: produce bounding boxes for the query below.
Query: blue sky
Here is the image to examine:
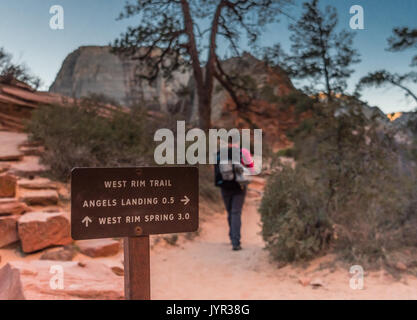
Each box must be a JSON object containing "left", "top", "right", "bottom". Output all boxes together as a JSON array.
[{"left": 0, "top": 0, "right": 416, "bottom": 113}]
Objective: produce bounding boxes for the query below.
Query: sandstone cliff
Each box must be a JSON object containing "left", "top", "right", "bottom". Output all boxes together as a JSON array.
[
  {"left": 49, "top": 46, "right": 300, "bottom": 149},
  {"left": 49, "top": 46, "right": 191, "bottom": 115}
]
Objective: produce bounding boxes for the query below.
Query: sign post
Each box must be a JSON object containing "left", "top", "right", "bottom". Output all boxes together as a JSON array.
[
  {"left": 124, "top": 236, "right": 150, "bottom": 300},
  {"left": 70, "top": 166, "right": 199, "bottom": 300}
]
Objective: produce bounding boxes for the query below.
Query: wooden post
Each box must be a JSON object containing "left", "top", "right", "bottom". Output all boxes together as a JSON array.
[{"left": 124, "top": 236, "right": 151, "bottom": 300}]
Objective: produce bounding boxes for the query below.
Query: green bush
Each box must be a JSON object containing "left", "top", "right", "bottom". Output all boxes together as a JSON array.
[
  {"left": 26, "top": 104, "right": 154, "bottom": 181},
  {"left": 260, "top": 100, "right": 417, "bottom": 266},
  {"left": 260, "top": 167, "right": 331, "bottom": 262}
]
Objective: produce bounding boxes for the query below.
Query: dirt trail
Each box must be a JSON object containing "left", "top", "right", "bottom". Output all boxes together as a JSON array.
[{"left": 150, "top": 191, "right": 417, "bottom": 300}]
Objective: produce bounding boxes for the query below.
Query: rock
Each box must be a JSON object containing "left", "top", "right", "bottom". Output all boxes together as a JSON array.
[
  {"left": 40, "top": 246, "right": 76, "bottom": 261},
  {"left": 7, "top": 260, "right": 123, "bottom": 300},
  {"left": 77, "top": 239, "right": 121, "bottom": 257},
  {"left": 298, "top": 276, "right": 311, "bottom": 287},
  {"left": 395, "top": 262, "right": 408, "bottom": 271},
  {"left": 0, "top": 200, "right": 30, "bottom": 216},
  {"left": 9, "top": 156, "right": 48, "bottom": 177},
  {"left": 19, "top": 145, "right": 44, "bottom": 156},
  {"left": 18, "top": 177, "right": 57, "bottom": 190},
  {"left": 50, "top": 46, "right": 190, "bottom": 111},
  {"left": 0, "top": 163, "right": 10, "bottom": 173},
  {"left": 19, "top": 189, "right": 59, "bottom": 206},
  {"left": 49, "top": 46, "right": 301, "bottom": 151},
  {"left": 111, "top": 266, "right": 124, "bottom": 276},
  {"left": 0, "top": 131, "right": 26, "bottom": 161},
  {"left": 18, "top": 211, "right": 71, "bottom": 253},
  {"left": 0, "top": 215, "right": 19, "bottom": 248},
  {"left": 0, "top": 263, "right": 26, "bottom": 300},
  {"left": 310, "top": 278, "right": 324, "bottom": 288},
  {"left": 0, "top": 174, "right": 16, "bottom": 197}
]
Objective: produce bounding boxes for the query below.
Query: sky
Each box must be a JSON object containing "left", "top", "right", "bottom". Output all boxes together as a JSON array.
[{"left": 0, "top": 0, "right": 416, "bottom": 114}]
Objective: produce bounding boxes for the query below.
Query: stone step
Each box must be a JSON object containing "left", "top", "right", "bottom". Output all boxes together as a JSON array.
[
  {"left": 0, "top": 200, "right": 30, "bottom": 216},
  {"left": 17, "top": 211, "right": 71, "bottom": 253},
  {"left": 19, "top": 189, "right": 59, "bottom": 206},
  {"left": 18, "top": 177, "right": 57, "bottom": 190},
  {"left": 9, "top": 156, "right": 48, "bottom": 177}
]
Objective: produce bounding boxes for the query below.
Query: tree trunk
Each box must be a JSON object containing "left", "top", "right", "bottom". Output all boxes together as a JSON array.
[
  {"left": 392, "top": 81, "right": 417, "bottom": 104},
  {"left": 180, "top": 0, "right": 211, "bottom": 129},
  {"left": 198, "top": 92, "right": 211, "bottom": 131}
]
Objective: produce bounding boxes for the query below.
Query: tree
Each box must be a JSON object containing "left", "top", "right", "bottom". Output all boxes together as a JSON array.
[
  {"left": 356, "top": 27, "right": 417, "bottom": 106},
  {"left": 264, "top": 0, "right": 360, "bottom": 101},
  {"left": 387, "top": 27, "right": 417, "bottom": 67},
  {"left": 356, "top": 70, "right": 417, "bottom": 105},
  {"left": 112, "top": 0, "right": 292, "bottom": 130},
  {"left": 0, "top": 47, "right": 41, "bottom": 89}
]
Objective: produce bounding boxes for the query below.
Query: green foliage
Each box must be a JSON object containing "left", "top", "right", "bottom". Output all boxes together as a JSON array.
[
  {"left": 356, "top": 70, "right": 417, "bottom": 104},
  {"left": 260, "top": 100, "right": 417, "bottom": 266},
  {"left": 26, "top": 104, "right": 154, "bottom": 181},
  {"left": 260, "top": 167, "right": 331, "bottom": 262},
  {"left": 263, "top": 0, "right": 360, "bottom": 98},
  {"left": 0, "top": 47, "right": 41, "bottom": 88},
  {"left": 387, "top": 27, "right": 417, "bottom": 66}
]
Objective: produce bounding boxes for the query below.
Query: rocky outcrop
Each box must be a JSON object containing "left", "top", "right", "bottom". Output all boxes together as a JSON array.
[
  {"left": 18, "top": 211, "right": 71, "bottom": 253},
  {"left": 50, "top": 46, "right": 191, "bottom": 114},
  {"left": 0, "top": 80, "right": 72, "bottom": 132},
  {"left": 50, "top": 46, "right": 299, "bottom": 149},
  {"left": 4, "top": 260, "right": 123, "bottom": 300}
]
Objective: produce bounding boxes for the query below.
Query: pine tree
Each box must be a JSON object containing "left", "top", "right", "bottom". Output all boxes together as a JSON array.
[
  {"left": 112, "top": 0, "right": 292, "bottom": 129},
  {"left": 265, "top": 0, "right": 360, "bottom": 100}
]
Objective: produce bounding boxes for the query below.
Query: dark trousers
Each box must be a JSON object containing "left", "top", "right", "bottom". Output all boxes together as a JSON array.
[{"left": 220, "top": 186, "right": 247, "bottom": 247}]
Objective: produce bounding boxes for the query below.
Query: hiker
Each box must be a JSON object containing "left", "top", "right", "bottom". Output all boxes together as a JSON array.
[{"left": 214, "top": 143, "right": 254, "bottom": 251}]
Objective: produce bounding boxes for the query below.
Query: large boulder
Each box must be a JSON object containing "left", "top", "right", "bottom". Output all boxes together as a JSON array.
[
  {"left": 18, "top": 211, "right": 71, "bottom": 253},
  {"left": 6, "top": 260, "right": 123, "bottom": 300},
  {"left": 77, "top": 239, "right": 121, "bottom": 257},
  {"left": 0, "top": 174, "right": 17, "bottom": 198},
  {"left": 0, "top": 263, "right": 25, "bottom": 300},
  {"left": 0, "top": 215, "right": 19, "bottom": 248}
]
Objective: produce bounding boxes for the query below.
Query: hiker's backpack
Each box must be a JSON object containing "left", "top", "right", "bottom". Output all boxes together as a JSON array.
[{"left": 214, "top": 147, "right": 252, "bottom": 188}]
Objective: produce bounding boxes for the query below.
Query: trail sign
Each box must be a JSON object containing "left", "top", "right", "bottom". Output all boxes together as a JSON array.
[
  {"left": 70, "top": 166, "right": 199, "bottom": 300},
  {"left": 71, "top": 166, "right": 199, "bottom": 240}
]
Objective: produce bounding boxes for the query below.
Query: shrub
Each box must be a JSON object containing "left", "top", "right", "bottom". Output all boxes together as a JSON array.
[
  {"left": 26, "top": 104, "right": 154, "bottom": 181},
  {"left": 260, "top": 100, "right": 417, "bottom": 266},
  {"left": 260, "top": 167, "right": 331, "bottom": 262}
]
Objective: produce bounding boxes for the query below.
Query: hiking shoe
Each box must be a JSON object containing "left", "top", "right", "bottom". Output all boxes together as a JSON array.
[{"left": 232, "top": 245, "right": 242, "bottom": 251}]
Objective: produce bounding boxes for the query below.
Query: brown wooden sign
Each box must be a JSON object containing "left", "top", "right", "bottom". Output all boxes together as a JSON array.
[{"left": 71, "top": 166, "right": 199, "bottom": 240}]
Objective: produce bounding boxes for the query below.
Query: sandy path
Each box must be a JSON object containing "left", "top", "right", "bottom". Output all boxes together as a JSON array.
[
  {"left": 2, "top": 189, "right": 417, "bottom": 299},
  {"left": 150, "top": 193, "right": 417, "bottom": 300}
]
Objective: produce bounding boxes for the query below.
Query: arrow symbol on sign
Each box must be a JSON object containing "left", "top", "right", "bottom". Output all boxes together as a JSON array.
[
  {"left": 180, "top": 195, "right": 190, "bottom": 205},
  {"left": 82, "top": 216, "right": 92, "bottom": 227}
]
